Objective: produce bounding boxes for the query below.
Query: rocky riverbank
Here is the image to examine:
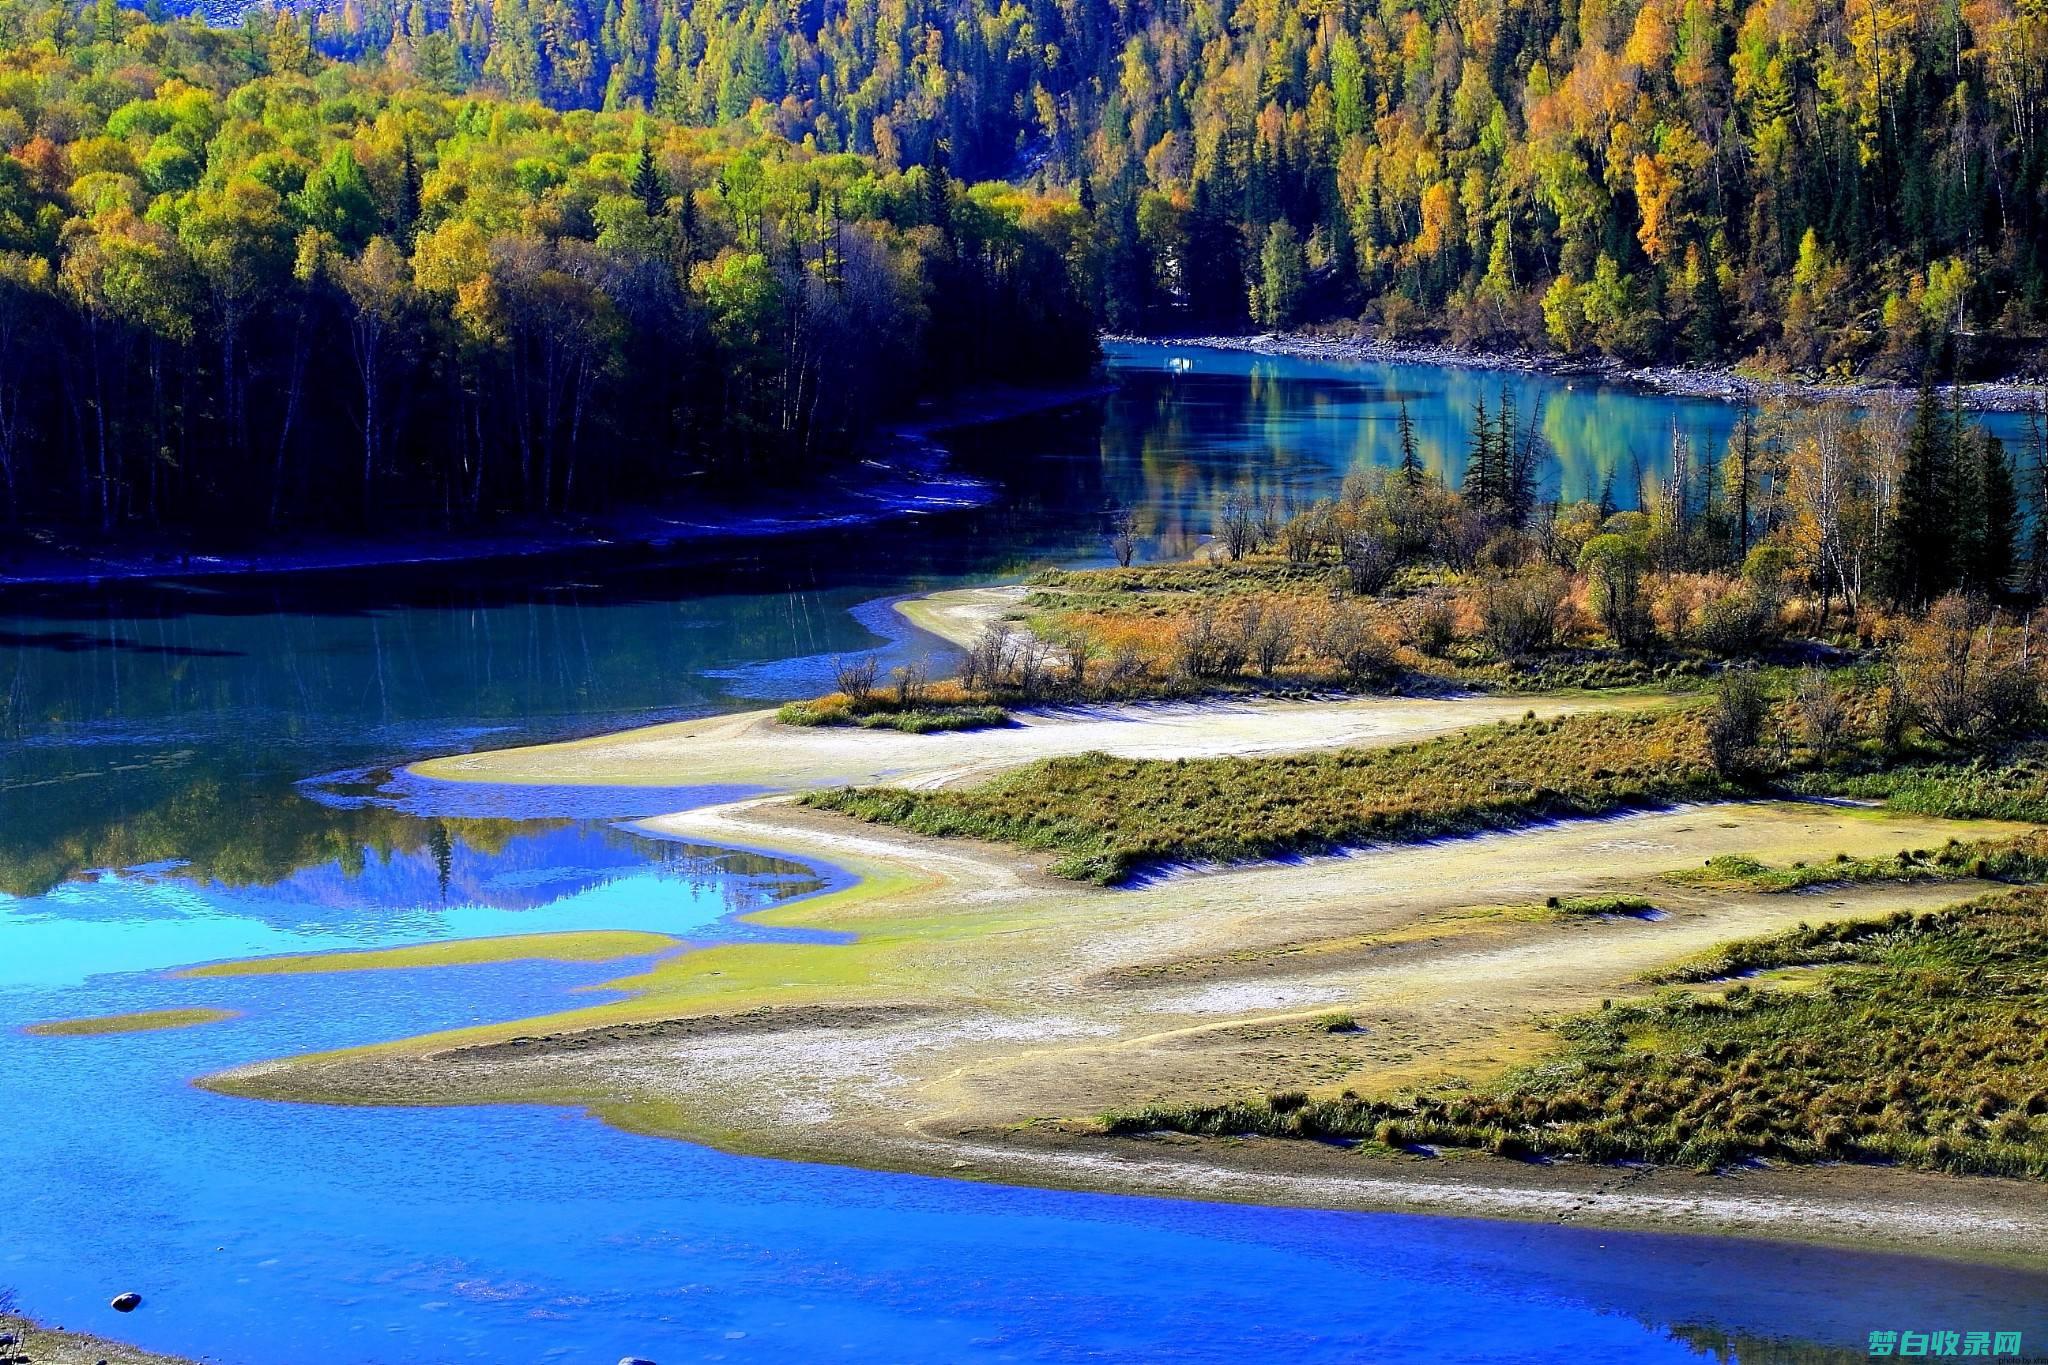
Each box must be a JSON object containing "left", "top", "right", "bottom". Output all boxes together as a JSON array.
[
  {"left": 1113, "top": 331, "right": 2048, "bottom": 414},
  {"left": 0, "top": 1311, "right": 195, "bottom": 1364}
]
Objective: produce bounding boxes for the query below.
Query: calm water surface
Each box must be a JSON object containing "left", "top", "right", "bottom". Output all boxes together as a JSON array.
[{"left": 3, "top": 344, "right": 2046, "bottom": 1363}]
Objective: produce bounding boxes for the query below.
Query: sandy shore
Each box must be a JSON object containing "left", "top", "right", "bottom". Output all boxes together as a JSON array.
[
  {"left": 413, "top": 584, "right": 1642, "bottom": 792},
  {"left": 891, "top": 582, "right": 1033, "bottom": 650},
  {"left": 222, "top": 668, "right": 2048, "bottom": 1265},
  {"left": 412, "top": 689, "right": 1635, "bottom": 793}
]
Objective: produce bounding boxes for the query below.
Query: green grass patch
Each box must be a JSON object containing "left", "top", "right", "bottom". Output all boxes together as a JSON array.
[
  {"left": 27, "top": 1006, "right": 237, "bottom": 1036},
  {"left": 777, "top": 699, "right": 1011, "bottom": 733},
  {"left": 1027, "top": 560, "right": 1341, "bottom": 603},
  {"left": 1107, "top": 887, "right": 2048, "bottom": 1177},
  {"left": 181, "top": 930, "right": 678, "bottom": 978},
  {"left": 1670, "top": 831, "right": 2048, "bottom": 894},
  {"left": 804, "top": 707, "right": 1727, "bottom": 884},
  {"left": 857, "top": 705, "right": 1012, "bottom": 733},
  {"left": 1792, "top": 747, "right": 2048, "bottom": 824}
]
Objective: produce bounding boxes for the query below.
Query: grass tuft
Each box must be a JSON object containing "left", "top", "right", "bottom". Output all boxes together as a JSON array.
[
  {"left": 804, "top": 708, "right": 1727, "bottom": 883},
  {"left": 778, "top": 699, "right": 1011, "bottom": 733}
]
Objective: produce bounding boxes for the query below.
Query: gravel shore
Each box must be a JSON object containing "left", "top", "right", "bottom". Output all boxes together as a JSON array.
[{"left": 1114, "top": 330, "right": 2048, "bottom": 414}]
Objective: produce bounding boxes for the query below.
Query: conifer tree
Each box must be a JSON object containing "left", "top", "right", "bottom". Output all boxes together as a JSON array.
[
  {"left": 1182, "top": 177, "right": 1245, "bottom": 328},
  {"left": 633, "top": 131, "right": 665, "bottom": 216},
  {"left": 1880, "top": 383, "right": 1956, "bottom": 606},
  {"left": 2028, "top": 392, "right": 2048, "bottom": 599},
  {"left": 1729, "top": 400, "right": 1757, "bottom": 557},
  {"left": 1465, "top": 395, "right": 1494, "bottom": 510},
  {"left": 1396, "top": 400, "right": 1421, "bottom": 485},
  {"left": 1102, "top": 196, "right": 1152, "bottom": 332},
  {"left": 923, "top": 144, "right": 952, "bottom": 235},
  {"left": 394, "top": 136, "right": 421, "bottom": 241},
  {"left": 1968, "top": 431, "right": 2018, "bottom": 594}
]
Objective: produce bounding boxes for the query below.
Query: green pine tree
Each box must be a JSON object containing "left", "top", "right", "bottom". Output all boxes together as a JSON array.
[
  {"left": 633, "top": 132, "right": 665, "bottom": 216},
  {"left": 1880, "top": 382, "right": 1956, "bottom": 606},
  {"left": 1396, "top": 400, "right": 1421, "bottom": 485},
  {"left": 1970, "top": 431, "right": 2018, "bottom": 593}
]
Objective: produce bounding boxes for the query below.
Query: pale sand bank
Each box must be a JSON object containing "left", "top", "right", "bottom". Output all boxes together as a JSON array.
[
  {"left": 413, "top": 689, "right": 1655, "bottom": 793},
  {"left": 223, "top": 593, "right": 2048, "bottom": 1265},
  {"left": 209, "top": 782, "right": 2048, "bottom": 1264}
]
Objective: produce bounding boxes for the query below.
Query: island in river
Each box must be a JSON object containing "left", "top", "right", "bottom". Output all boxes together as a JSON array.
[{"left": 201, "top": 587, "right": 2048, "bottom": 1269}]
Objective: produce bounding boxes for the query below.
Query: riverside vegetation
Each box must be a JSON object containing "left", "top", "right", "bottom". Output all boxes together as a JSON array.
[
  {"left": 797, "top": 374, "right": 2048, "bottom": 729},
  {"left": 1106, "top": 886, "right": 2048, "bottom": 1179},
  {"left": 795, "top": 375, "right": 2048, "bottom": 1183}
]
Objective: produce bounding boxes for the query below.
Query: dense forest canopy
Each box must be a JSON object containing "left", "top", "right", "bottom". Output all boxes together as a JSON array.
[
  {"left": 0, "top": 0, "right": 1094, "bottom": 539},
  {"left": 1, "top": 0, "right": 2044, "bottom": 542},
  {"left": 267, "top": 0, "right": 2048, "bottom": 373}
]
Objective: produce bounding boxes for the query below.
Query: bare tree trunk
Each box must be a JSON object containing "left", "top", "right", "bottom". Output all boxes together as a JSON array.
[
  {"left": 88, "top": 312, "right": 112, "bottom": 534},
  {"left": 270, "top": 316, "right": 309, "bottom": 524}
]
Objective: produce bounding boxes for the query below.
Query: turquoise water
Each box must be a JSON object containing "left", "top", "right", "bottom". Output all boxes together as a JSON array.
[
  {"left": 4, "top": 343, "right": 2048, "bottom": 1361},
  {"left": 6, "top": 810, "right": 2047, "bottom": 1363}
]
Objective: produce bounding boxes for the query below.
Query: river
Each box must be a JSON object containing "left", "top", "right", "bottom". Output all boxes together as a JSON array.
[{"left": 2, "top": 342, "right": 2045, "bottom": 1363}]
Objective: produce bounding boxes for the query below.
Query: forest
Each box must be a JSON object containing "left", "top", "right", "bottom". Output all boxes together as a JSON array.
[
  {"left": 0, "top": 0, "right": 1094, "bottom": 540},
  {"left": 273, "top": 0, "right": 2048, "bottom": 373},
  {"left": 3, "top": 0, "right": 2046, "bottom": 542}
]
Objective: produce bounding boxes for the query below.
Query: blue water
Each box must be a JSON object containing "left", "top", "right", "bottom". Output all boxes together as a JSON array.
[{"left": 5, "top": 344, "right": 2048, "bottom": 1362}]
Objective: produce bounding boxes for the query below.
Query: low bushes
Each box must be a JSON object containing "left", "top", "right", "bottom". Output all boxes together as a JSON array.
[
  {"left": 1108, "top": 888, "right": 2048, "bottom": 1178},
  {"left": 777, "top": 697, "right": 1010, "bottom": 733}
]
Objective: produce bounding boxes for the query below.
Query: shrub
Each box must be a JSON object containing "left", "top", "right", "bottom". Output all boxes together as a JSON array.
[
  {"left": 1280, "top": 500, "right": 1336, "bottom": 563},
  {"left": 1705, "top": 668, "right": 1769, "bottom": 776},
  {"left": 1651, "top": 574, "right": 1712, "bottom": 648},
  {"left": 1578, "top": 532, "right": 1655, "bottom": 651},
  {"left": 1175, "top": 604, "right": 1248, "bottom": 680},
  {"left": 1479, "top": 529, "right": 1536, "bottom": 572},
  {"left": 1106, "top": 503, "right": 1139, "bottom": 567},
  {"left": 834, "top": 654, "right": 880, "bottom": 704},
  {"left": 1412, "top": 588, "right": 1460, "bottom": 656},
  {"left": 1479, "top": 571, "right": 1568, "bottom": 657},
  {"left": 1013, "top": 637, "right": 1057, "bottom": 698},
  {"left": 1793, "top": 665, "right": 1848, "bottom": 763},
  {"left": 1249, "top": 600, "right": 1298, "bottom": 678},
  {"left": 1216, "top": 489, "right": 1259, "bottom": 560},
  {"left": 960, "top": 622, "right": 1015, "bottom": 692},
  {"left": 1103, "top": 644, "right": 1149, "bottom": 691},
  {"left": 1341, "top": 527, "right": 1400, "bottom": 595},
  {"left": 1694, "top": 585, "right": 1777, "bottom": 656},
  {"left": 1895, "top": 593, "right": 2038, "bottom": 744},
  {"left": 1061, "top": 631, "right": 1098, "bottom": 688},
  {"left": 1317, "top": 601, "right": 1400, "bottom": 685}
]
